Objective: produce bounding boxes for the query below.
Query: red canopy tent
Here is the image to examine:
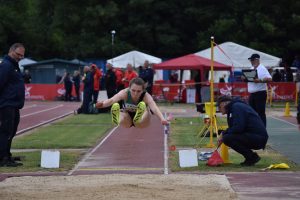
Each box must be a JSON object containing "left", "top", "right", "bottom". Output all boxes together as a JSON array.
[{"left": 153, "top": 54, "right": 232, "bottom": 82}]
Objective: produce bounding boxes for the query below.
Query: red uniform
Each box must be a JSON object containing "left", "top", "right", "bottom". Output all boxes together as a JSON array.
[
  {"left": 114, "top": 68, "right": 125, "bottom": 91},
  {"left": 123, "top": 70, "right": 137, "bottom": 88}
]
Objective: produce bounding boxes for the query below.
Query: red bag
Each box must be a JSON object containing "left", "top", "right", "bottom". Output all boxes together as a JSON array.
[{"left": 207, "top": 150, "right": 223, "bottom": 166}]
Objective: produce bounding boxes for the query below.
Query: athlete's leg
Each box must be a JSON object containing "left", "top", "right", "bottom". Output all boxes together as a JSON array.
[
  {"left": 134, "top": 108, "right": 151, "bottom": 128},
  {"left": 133, "top": 101, "right": 146, "bottom": 124},
  {"left": 119, "top": 112, "right": 134, "bottom": 128}
]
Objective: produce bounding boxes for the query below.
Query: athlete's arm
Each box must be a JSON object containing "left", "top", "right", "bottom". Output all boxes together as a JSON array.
[
  {"left": 96, "top": 89, "right": 126, "bottom": 108},
  {"left": 144, "top": 93, "right": 168, "bottom": 125}
]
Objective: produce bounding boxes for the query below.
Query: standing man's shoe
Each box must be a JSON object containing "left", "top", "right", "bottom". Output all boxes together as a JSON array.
[{"left": 0, "top": 157, "right": 23, "bottom": 167}]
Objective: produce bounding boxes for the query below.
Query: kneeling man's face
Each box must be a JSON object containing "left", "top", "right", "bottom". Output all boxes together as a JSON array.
[{"left": 219, "top": 102, "right": 227, "bottom": 115}]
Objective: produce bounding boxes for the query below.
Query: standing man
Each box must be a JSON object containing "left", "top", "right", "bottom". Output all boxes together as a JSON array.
[
  {"left": 142, "top": 60, "right": 154, "bottom": 95},
  {"left": 244, "top": 53, "right": 272, "bottom": 127},
  {"left": 72, "top": 70, "right": 81, "bottom": 102},
  {"left": 105, "top": 63, "right": 117, "bottom": 99},
  {"left": 82, "top": 65, "right": 93, "bottom": 113},
  {"left": 0, "top": 43, "right": 25, "bottom": 167},
  {"left": 63, "top": 72, "right": 73, "bottom": 101},
  {"left": 122, "top": 63, "right": 137, "bottom": 88},
  {"left": 90, "top": 64, "right": 102, "bottom": 104}
]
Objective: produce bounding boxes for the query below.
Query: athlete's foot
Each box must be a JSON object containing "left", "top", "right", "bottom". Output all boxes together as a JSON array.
[
  {"left": 133, "top": 101, "right": 146, "bottom": 124},
  {"left": 111, "top": 103, "right": 120, "bottom": 125}
]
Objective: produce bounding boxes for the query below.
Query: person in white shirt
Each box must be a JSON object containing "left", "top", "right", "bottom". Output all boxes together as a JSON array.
[{"left": 242, "top": 53, "right": 272, "bottom": 127}]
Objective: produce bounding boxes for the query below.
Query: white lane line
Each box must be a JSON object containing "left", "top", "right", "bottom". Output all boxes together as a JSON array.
[
  {"left": 270, "top": 116, "right": 298, "bottom": 127},
  {"left": 67, "top": 126, "right": 118, "bottom": 176},
  {"left": 164, "top": 112, "right": 169, "bottom": 175},
  {"left": 164, "top": 131, "right": 169, "bottom": 175},
  {"left": 21, "top": 104, "right": 64, "bottom": 118},
  {"left": 17, "top": 111, "right": 73, "bottom": 135},
  {"left": 22, "top": 104, "right": 37, "bottom": 109}
]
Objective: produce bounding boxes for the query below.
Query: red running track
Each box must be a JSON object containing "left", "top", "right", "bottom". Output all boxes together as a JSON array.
[
  {"left": 18, "top": 101, "right": 81, "bottom": 135},
  {"left": 70, "top": 116, "right": 165, "bottom": 175}
]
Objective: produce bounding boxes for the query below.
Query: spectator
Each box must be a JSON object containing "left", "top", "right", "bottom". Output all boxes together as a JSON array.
[
  {"left": 72, "top": 70, "right": 81, "bottom": 101},
  {"left": 217, "top": 95, "right": 268, "bottom": 166},
  {"left": 219, "top": 75, "right": 226, "bottom": 83},
  {"left": 90, "top": 64, "right": 102, "bottom": 104},
  {"left": 272, "top": 69, "right": 282, "bottom": 82},
  {"left": 115, "top": 67, "right": 124, "bottom": 92},
  {"left": 141, "top": 60, "right": 154, "bottom": 95},
  {"left": 0, "top": 43, "right": 25, "bottom": 167},
  {"left": 291, "top": 55, "right": 300, "bottom": 70},
  {"left": 23, "top": 69, "right": 32, "bottom": 83},
  {"left": 63, "top": 72, "right": 73, "bottom": 101},
  {"left": 193, "top": 70, "right": 202, "bottom": 102},
  {"left": 82, "top": 65, "right": 94, "bottom": 113},
  {"left": 105, "top": 63, "right": 117, "bottom": 99},
  {"left": 242, "top": 53, "right": 272, "bottom": 127},
  {"left": 281, "top": 64, "right": 293, "bottom": 82},
  {"left": 123, "top": 63, "right": 138, "bottom": 88},
  {"left": 169, "top": 71, "right": 178, "bottom": 83}
]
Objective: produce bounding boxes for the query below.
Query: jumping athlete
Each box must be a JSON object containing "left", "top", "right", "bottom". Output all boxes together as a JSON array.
[{"left": 96, "top": 77, "right": 168, "bottom": 128}]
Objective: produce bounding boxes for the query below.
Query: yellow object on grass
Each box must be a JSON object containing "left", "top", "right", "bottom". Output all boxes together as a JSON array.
[{"left": 267, "top": 163, "right": 290, "bottom": 170}]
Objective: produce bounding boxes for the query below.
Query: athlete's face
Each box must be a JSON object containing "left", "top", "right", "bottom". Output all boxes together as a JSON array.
[{"left": 129, "top": 84, "right": 143, "bottom": 99}]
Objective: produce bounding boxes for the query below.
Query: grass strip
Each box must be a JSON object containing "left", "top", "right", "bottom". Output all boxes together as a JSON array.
[
  {"left": 169, "top": 116, "right": 300, "bottom": 172},
  {"left": 13, "top": 114, "right": 112, "bottom": 149},
  {"left": 0, "top": 150, "right": 82, "bottom": 173}
]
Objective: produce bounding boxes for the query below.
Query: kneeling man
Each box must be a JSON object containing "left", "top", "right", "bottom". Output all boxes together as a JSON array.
[{"left": 217, "top": 95, "right": 269, "bottom": 166}]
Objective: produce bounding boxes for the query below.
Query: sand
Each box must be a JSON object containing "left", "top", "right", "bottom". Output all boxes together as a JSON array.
[{"left": 0, "top": 174, "right": 237, "bottom": 200}]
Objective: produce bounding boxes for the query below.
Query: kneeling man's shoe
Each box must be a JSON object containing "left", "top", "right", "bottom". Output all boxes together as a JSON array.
[{"left": 240, "top": 153, "right": 261, "bottom": 166}]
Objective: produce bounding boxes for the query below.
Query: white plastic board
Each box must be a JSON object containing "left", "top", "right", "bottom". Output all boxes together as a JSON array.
[
  {"left": 41, "top": 150, "right": 60, "bottom": 168},
  {"left": 178, "top": 149, "right": 198, "bottom": 168}
]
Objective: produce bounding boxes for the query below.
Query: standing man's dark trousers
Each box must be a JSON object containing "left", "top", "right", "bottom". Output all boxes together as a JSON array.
[
  {"left": 82, "top": 90, "right": 93, "bottom": 114},
  {"left": 222, "top": 133, "right": 268, "bottom": 160},
  {"left": 0, "top": 107, "right": 20, "bottom": 160},
  {"left": 92, "top": 90, "right": 99, "bottom": 104},
  {"left": 249, "top": 91, "right": 267, "bottom": 127}
]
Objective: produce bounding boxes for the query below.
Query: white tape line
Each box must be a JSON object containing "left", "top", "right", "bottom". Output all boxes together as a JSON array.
[
  {"left": 163, "top": 112, "right": 169, "bottom": 175},
  {"left": 270, "top": 116, "right": 298, "bottom": 127},
  {"left": 67, "top": 126, "right": 118, "bottom": 176},
  {"left": 21, "top": 104, "right": 64, "bottom": 118},
  {"left": 17, "top": 111, "right": 73, "bottom": 135}
]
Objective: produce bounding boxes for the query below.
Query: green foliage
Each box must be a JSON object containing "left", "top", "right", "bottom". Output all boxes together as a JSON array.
[{"left": 0, "top": 0, "right": 299, "bottom": 62}]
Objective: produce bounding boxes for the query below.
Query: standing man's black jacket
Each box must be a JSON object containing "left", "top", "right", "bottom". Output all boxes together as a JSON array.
[{"left": 0, "top": 55, "right": 25, "bottom": 109}]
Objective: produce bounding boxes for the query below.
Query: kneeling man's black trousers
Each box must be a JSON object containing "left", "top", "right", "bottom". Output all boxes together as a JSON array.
[{"left": 222, "top": 133, "right": 268, "bottom": 159}]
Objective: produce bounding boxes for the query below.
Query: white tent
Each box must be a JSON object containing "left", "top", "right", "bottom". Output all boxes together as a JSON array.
[
  {"left": 106, "top": 50, "right": 163, "bottom": 80},
  {"left": 107, "top": 50, "right": 162, "bottom": 68},
  {"left": 19, "top": 58, "right": 37, "bottom": 72},
  {"left": 195, "top": 42, "right": 281, "bottom": 71}
]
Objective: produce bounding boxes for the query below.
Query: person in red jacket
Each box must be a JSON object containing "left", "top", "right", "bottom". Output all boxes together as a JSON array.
[
  {"left": 90, "top": 64, "right": 102, "bottom": 104},
  {"left": 115, "top": 68, "right": 124, "bottom": 92},
  {"left": 123, "top": 63, "right": 138, "bottom": 88}
]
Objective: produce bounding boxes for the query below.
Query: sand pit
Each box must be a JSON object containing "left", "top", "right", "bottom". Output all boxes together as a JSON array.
[{"left": 0, "top": 174, "right": 237, "bottom": 200}]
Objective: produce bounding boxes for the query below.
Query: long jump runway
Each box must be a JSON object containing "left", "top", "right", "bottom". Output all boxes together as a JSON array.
[
  {"left": 18, "top": 101, "right": 81, "bottom": 135},
  {"left": 70, "top": 116, "right": 165, "bottom": 175}
]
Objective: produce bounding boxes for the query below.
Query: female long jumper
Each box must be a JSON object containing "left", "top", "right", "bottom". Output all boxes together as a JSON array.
[{"left": 96, "top": 77, "right": 168, "bottom": 128}]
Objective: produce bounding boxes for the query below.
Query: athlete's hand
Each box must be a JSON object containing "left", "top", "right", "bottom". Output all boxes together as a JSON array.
[
  {"left": 95, "top": 101, "right": 104, "bottom": 108},
  {"left": 161, "top": 119, "right": 169, "bottom": 125}
]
